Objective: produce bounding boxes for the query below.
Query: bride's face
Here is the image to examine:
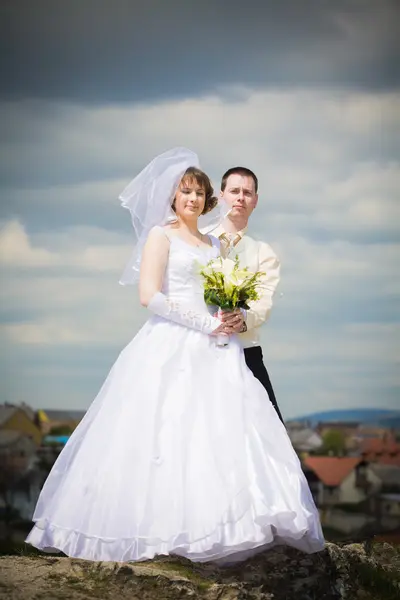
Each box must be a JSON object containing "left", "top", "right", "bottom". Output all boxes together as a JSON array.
[{"left": 173, "top": 177, "right": 206, "bottom": 219}]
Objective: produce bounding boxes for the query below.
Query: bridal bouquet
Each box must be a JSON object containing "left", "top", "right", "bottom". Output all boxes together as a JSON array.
[{"left": 199, "top": 255, "right": 265, "bottom": 347}]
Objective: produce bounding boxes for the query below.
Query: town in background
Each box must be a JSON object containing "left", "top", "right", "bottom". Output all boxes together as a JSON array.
[{"left": 1, "top": 402, "right": 400, "bottom": 553}]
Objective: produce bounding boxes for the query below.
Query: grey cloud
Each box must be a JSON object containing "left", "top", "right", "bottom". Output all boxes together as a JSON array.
[
  {"left": 1, "top": 0, "right": 399, "bottom": 104},
  {"left": 1, "top": 87, "right": 398, "bottom": 242},
  {"left": 0, "top": 184, "right": 129, "bottom": 234}
]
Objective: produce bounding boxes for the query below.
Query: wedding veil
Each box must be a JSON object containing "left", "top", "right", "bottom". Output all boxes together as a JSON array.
[{"left": 119, "top": 147, "right": 228, "bottom": 285}]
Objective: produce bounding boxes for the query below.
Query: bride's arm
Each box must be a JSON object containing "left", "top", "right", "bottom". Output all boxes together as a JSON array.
[
  {"left": 139, "top": 226, "right": 170, "bottom": 307},
  {"left": 139, "top": 227, "right": 223, "bottom": 334}
]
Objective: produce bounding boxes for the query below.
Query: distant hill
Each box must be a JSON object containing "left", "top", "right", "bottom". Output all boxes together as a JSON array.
[{"left": 292, "top": 408, "right": 400, "bottom": 428}]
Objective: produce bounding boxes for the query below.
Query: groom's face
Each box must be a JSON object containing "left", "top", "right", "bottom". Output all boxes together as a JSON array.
[{"left": 220, "top": 174, "right": 258, "bottom": 220}]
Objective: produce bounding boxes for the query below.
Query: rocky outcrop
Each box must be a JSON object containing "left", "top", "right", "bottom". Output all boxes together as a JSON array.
[{"left": 0, "top": 542, "right": 399, "bottom": 599}]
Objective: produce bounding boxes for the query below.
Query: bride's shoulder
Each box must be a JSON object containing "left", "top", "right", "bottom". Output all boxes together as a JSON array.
[
  {"left": 147, "top": 225, "right": 172, "bottom": 244},
  {"left": 159, "top": 222, "right": 181, "bottom": 238}
]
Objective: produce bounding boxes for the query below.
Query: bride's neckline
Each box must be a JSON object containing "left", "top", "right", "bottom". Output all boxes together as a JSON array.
[
  {"left": 169, "top": 234, "right": 214, "bottom": 250},
  {"left": 162, "top": 226, "right": 214, "bottom": 250}
]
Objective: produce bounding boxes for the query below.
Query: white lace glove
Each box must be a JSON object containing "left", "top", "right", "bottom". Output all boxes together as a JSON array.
[{"left": 148, "top": 292, "right": 222, "bottom": 334}]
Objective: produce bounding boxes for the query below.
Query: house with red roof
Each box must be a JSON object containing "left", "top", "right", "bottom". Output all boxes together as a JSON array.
[
  {"left": 360, "top": 435, "right": 400, "bottom": 467},
  {"left": 303, "top": 456, "right": 381, "bottom": 507}
]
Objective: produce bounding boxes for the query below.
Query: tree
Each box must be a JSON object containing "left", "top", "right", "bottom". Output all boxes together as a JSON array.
[
  {"left": 319, "top": 429, "right": 347, "bottom": 456},
  {"left": 48, "top": 425, "right": 74, "bottom": 436},
  {"left": 0, "top": 455, "right": 32, "bottom": 541}
]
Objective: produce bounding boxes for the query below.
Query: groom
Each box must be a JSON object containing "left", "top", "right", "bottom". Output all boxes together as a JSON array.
[{"left": 211, "top": 167, "right": 284, "bottom": 423}]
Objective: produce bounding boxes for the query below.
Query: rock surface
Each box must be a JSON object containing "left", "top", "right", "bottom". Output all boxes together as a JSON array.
[{"left": 0, "top": 542, "right": 399, "bottom": 599}]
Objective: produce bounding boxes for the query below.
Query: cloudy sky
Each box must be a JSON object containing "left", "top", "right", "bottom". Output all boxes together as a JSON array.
[{"left": 1, "top": 0, "right": 399, "bottom": 419}]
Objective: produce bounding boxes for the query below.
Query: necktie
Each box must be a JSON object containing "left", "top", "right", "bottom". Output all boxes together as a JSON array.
[{"left": 219, "top": 232, "right": 242, "bottom": 250}]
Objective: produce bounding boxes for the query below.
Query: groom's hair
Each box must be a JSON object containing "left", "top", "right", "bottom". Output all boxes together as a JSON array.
[{"left": 221, "top": 167, "right": 258, "bottom": 193}]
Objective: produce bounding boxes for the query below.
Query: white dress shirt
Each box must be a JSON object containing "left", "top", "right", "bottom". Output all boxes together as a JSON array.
[{"left": 211, "top": 225, "right": 281, "bottom": 348}]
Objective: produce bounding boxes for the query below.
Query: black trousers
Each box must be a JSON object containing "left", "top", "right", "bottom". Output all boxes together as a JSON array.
[{"left": 244, "top": 346, "right": 284, "bottom": 424}]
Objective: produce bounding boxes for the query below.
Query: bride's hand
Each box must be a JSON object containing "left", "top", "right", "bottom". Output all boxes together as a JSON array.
[
  {"left": 219, "top": 309, "right": 245, "bottom": 333},
  {"left": 211, "top": 322, "right": 235, "bottom": 336}
]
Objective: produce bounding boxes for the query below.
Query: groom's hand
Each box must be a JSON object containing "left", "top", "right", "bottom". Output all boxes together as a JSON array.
[{"left": 220, "top": 309, "right": 245, "bottom": 333}]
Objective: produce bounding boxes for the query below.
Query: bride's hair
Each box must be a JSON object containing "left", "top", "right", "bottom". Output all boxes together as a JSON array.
[{"left": 172, "top": 167, "right": 218, "bottom": 215}]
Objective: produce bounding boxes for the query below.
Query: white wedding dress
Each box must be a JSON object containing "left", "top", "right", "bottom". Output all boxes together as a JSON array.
[{"left": 27, "top": 234, "right": 324, "bottom": 563}]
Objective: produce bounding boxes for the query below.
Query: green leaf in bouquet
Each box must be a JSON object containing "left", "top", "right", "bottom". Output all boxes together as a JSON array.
[
  {"left": 237, "top": 301, "right": 250, "bottom": 310},
  {"left": 220, "top": 303, "right": 231, "bottom": 311},
  {"left": 204, "top": 289, "right": 222, "bottom": 306}
]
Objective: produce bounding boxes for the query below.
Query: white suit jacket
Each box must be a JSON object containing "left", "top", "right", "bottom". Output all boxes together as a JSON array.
[{"left": 211, "top": 225, "right": 281, "bottom": 348}]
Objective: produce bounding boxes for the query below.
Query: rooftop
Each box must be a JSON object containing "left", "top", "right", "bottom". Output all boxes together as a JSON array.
[
  {"left": 361, "top": 436, "right": 400, "bottom": 455},
  {"left": 0, "top": 403, "right": 36, "bottom": 426},
  {"left": 0, "top": 405, "right": 17, "bottom": 426},
  {"left": 304, "top": 456, "right": 363, "bottom": 486}
]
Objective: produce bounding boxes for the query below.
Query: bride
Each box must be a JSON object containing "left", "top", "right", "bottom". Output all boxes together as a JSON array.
[{"left": 26, "top": 148, "right": 324, "bottom": 563}]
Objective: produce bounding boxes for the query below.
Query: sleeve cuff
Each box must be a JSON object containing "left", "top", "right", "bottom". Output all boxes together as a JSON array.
[{"left": 206, "top": 316, "right": 223, "bottom": 334}]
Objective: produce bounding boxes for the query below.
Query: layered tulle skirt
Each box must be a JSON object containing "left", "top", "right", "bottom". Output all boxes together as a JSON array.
[{"left": 26, "top": 316, "right": 324, "bottom": 562}]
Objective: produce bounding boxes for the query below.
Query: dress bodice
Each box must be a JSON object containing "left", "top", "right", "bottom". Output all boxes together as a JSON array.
[{"left": 161, "top": 234, "right": 220, "bottom": 310}]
